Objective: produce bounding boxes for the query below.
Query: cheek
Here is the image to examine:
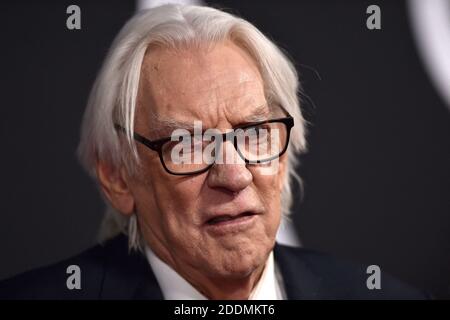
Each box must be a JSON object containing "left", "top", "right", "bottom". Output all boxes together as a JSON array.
[
  {"left": 131, "top": 166, "right": 209, "bottom": 256},
  {"left": 135, "top": 166, "right": 206, "bottom": 228},
  {"left": 250, "top": 163, "right": 286, "bottom": 227},
  {"left": 251, "top": 159, "right": 287, "bottom": 199}
]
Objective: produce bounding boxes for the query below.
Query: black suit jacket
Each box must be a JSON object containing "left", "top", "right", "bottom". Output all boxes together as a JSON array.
[{"left": 0, "top": 234, "right": 427, "bottom": 299}]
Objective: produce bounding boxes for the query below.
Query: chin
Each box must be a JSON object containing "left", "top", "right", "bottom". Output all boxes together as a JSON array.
[{"left": 206, "top": 241, "right": 271, "bottom": 279}]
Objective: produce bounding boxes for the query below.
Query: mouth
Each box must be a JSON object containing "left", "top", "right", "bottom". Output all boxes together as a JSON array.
[
  {"left": 204, "top": 211, "right": 259, "bottom": 235},
  {"left": 206, "top": 211, "right": 256, "bottom": 225}
]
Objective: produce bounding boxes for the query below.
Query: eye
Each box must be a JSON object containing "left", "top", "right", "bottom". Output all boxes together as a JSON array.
[{"left": 248, "top": 125, "right": 270, "bottom": 141}]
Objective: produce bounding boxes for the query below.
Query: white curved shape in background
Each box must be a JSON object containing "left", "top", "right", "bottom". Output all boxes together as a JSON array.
[{"left": 408, "top": 0, "right": 450, "bottom": 110}]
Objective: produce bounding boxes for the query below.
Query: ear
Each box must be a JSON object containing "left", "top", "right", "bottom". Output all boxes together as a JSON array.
[{"left": 96, "top": 160, "right": 135, "bottom": 216}]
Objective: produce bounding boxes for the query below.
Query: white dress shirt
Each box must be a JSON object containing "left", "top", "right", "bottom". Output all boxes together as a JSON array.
[{"left": 145, "top": 246, "right": 286, "bottom": 300}]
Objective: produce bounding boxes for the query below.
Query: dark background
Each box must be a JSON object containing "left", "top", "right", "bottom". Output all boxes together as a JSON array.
[{"left": 0, "top": 0, "right": 449, "bottom": 298}]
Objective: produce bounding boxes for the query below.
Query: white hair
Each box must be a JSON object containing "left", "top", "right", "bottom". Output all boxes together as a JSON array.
[{"left": 77, "top": 4, "right": 307, "bottom": 251}]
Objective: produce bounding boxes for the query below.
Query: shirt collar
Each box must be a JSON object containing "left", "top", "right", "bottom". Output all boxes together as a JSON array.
[{"left": 145, "top": 246, "right": 285, "bottom": 300}]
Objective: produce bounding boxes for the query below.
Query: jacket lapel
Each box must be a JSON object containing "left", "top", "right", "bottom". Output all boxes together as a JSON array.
[
  {"left": 274, "top": 243, "right": 322, "bottom": 299},
  {"left": 99, "top": 235, "right": 164, "bottom": 300}
]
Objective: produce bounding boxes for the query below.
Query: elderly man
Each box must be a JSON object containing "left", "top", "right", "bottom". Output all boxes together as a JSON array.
[{"left": 0, "top": 4, "right": 426, "bottom": 300}]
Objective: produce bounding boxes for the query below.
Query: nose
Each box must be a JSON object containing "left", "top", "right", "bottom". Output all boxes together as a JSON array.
[{"left": 206, "top": 141, "right": 253, "bottom": 193}]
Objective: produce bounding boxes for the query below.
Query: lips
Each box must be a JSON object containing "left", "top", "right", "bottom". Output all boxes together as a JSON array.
[
  {"left": 203, "top": 208, "right": 261, "bottom": 236},
  {"left": 206, "top": 211, "right": 256, "bottom": 225}
]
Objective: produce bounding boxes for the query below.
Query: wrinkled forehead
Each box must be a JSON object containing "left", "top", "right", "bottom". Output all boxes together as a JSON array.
[{"left": 135, "top": 41, "right": 276, "bottom": 137}]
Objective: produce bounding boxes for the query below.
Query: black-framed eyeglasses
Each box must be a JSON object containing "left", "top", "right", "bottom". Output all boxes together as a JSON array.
[{"left": 114, "top": 115, "right": 294, "bottom": 176}]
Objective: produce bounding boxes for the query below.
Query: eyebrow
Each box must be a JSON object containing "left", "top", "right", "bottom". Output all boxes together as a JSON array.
[
  {"left": 145, "top": 102, "right": 278, "bottom": 137},
  {"left": 144, "top": 114, "right": 196, "bottom": 138},
  {"left": 241, "top": 103, "right": 272, "bottom": 123}
]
